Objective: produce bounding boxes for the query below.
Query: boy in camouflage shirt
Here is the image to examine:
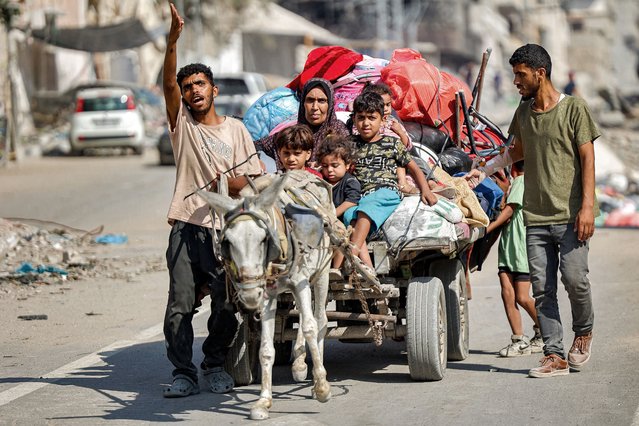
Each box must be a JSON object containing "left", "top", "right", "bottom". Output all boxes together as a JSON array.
[{"left": 336, "top": 91, "right": 437, "bottom": 271}]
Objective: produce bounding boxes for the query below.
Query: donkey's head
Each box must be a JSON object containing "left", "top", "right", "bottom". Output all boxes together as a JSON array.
[{"left": 198, "top": 175, "right": 288, "bottom": 311}]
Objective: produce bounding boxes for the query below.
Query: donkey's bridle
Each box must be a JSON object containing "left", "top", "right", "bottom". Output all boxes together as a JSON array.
[{"left": 219, "top": 199, "right": 283, "bottom": 289}]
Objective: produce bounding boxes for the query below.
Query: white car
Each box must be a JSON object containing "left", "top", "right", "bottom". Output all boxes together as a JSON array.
[
  {"left": 215, "top": 73, "right": 268, "bottom": 117},
  {"left": 69, "top": 87, "right": 145, "bottom": 155}
]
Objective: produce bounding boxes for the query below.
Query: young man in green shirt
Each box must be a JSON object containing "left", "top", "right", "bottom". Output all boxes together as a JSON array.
[{"left": 466, "top": 43, "right": 599, "bottom": 378}]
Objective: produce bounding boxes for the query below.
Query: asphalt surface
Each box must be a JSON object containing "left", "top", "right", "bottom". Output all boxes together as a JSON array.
[{"left": 0, "top": 152, "right": 638, "bottom": 425}]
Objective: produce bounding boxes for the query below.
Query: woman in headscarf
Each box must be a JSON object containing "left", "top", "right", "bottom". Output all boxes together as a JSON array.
[{"left": 254, "top": 78, "right": 349, "bottom": 166}]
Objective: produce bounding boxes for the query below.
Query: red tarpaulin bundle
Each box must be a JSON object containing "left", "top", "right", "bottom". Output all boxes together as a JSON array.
[
  {"left": 287, "top": 46, "right": 363, "bottom": 92},
  {"left": 381, "top": 48, "right": 472, "bottom": 135}
]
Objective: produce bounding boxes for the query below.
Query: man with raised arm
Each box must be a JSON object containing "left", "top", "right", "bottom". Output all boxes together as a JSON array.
[{"left": 161, "top": 3, "right": 262, "bottom": 397}]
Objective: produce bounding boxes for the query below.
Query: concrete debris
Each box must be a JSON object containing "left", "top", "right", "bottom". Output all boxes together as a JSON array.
[{"left": 0, "top": 218, "right": 165, "bottom": 299}]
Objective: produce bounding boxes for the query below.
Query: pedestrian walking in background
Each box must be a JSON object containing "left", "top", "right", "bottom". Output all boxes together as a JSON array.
[{"left": 564, "top": 70, "right": 580, "bottom": 97}]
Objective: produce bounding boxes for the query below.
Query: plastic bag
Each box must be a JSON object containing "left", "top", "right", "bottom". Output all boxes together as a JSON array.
[
  {"left": 381, "top": 48, "right": 472, "bottom": 134},
  {"left": 439, "top": 147, "right": 473, "bottom": 176},
  {"left": 403, "top": 121, "right": 451, "bottom": 154}
]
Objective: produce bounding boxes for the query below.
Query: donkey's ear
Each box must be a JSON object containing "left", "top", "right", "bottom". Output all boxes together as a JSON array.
[
  {"left": 254, "top": 174, "right": 288, "bottom": 211},
  {"left": 196, "top": 189, "right": 241, "bottom": 216}
]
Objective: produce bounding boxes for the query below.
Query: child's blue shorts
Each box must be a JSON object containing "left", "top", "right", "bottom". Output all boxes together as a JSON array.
[{"left": 343, "top": 187, "right": 401, "bottom": 232}]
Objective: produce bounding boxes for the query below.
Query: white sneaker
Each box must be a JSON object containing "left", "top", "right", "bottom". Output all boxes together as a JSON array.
[
  {"left": 530, "top": 335, "right": 544, "bottom": 353},
  {"left": 499, "top": 335, "right": 532, "bottom": 357}
]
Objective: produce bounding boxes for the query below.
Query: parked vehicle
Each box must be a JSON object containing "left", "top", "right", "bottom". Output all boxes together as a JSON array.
[
  {"left": 69, "top": 87, "right": 145, "bottom": 155},
  {"left": 215, "top": 72, "right": 268, "bottom": 116},
  {"left": 41, "top": 81, "right": 166, "bottom": 140},
  {"left": 157, "top": 130, "right": 173, "bottom": 166}
]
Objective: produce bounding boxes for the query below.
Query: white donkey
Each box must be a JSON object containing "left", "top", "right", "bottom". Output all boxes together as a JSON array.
[{"left": 198, "top": 172, "right": 332, "bottom": 420}]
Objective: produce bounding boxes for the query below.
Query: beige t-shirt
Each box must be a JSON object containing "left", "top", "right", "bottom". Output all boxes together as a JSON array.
[{"left": 167, "top": 102, "right": 262, "bottom": 228}]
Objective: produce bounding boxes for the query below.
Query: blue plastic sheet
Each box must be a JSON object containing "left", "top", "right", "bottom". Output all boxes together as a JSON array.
[
  {"left": 94, "top": 234, "right": 128, "bottom": 244},
  {"left": 15, "top": 262, "right": 68, "bottom": 276}
]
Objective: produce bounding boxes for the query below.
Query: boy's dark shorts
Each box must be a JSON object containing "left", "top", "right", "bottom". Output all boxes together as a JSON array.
[{"left": 498, "top": 266, "right": 530, "bottom": 283}]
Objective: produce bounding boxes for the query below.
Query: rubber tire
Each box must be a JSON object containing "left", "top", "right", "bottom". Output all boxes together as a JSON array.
[
  {"left": 430, "top": 259, "right": 469, "bottom": 361},
  {"left": 159, "top": 152, "right": 175, "bottom": 166},
  {"left": 224, "top": 313, "right": 260, "bottom": 386},
  {"left": 406, "top": 277, "right": 447, "bottom": 381}
]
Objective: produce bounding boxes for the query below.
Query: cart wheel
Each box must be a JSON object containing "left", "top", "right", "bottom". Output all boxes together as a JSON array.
[
  {"left": 406, "top": 277, "right": 447, "bottom": 381},
  {"left": 224, "top": 313, "right": 260, "bottom": 386},
  {"left": 430, "top": 259, "right": 469, "bottom": 361}
]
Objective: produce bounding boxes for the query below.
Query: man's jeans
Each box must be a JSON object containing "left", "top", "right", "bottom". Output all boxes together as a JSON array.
[
  {"left": 164, "top": 221, "right": 238, "bottom": 383},
  {"left": 526, "top": 224, "right": 594, "bottom": 358}
]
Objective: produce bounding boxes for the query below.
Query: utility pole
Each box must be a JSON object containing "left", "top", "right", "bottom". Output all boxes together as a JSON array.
[{"left": 0, "top": 0, "right": 20, "bottom": 167}]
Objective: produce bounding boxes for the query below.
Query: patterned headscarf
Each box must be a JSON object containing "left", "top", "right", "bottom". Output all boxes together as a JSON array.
[
  {"left": 297, "top": 78, "right": 349, "bottom": 155},
  {"left": 255, "top": 78, "right": 349, "bottom": 165}
]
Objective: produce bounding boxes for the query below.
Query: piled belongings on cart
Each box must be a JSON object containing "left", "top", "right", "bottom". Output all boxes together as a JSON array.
[{"left": 245, "top": 45, "right": 509, "bottom": 258}]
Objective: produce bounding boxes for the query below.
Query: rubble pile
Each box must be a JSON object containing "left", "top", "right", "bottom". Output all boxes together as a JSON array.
[{"left": 0, "top": 218, "right": 165, "bottom": 298}]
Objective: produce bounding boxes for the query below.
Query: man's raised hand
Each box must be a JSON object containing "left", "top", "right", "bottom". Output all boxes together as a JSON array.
[{"left": 168, "top": 3, "right": 184, "bottom": 44}]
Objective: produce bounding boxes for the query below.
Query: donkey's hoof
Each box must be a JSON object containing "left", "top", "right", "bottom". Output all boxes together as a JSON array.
[
  {"left": 249, "top": 407, "right": 269, "bottom": 420},
  {"left": 313, "top": 382, "right": 332, "bottom": 403},
  {"left": 250, "top": 399, "right": 271, "bottom": 421},
  {"left": 291, "top": 364, "right": 308, "bottom": 382}
]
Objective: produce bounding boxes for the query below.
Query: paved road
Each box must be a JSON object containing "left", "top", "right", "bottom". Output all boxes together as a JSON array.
[{"left": 1, "top": 153, "right": 638, "bottom": 425}]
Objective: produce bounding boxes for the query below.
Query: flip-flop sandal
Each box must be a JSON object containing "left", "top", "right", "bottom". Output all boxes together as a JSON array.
[
  {"left": 329, "top": 268, "right": 343, "bottom": 281},
  {"left": 204, "top": 367, "right": 234, "bottom": 394},
  {"left": 163, "top": 375, "right": 200, "bottom": 398},
  {"left": 353, "top": 263, "right": 376, "bottom": 280}
]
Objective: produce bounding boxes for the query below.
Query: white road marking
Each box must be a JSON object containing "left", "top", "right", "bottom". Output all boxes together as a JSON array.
[
  {"left": 633, "top": 404, "right": 639, "bottom": 426},
  {"left": 0, "top": 306, "right": 210, "bottom": 407}
]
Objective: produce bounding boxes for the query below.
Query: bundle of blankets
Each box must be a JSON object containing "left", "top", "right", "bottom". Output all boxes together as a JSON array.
[{"left": 243, "top": 46, "right": 493, "bottom": 253}]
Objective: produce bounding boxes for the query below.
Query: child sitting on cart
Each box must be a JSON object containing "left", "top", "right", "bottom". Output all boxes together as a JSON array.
[
  {"left": 275, "top": 124, "right": 322, "bottom": 178},
  {"left": 351, "top": 83, "right": 417, "bottom": 195},
  {"left": 334, "top": 91, "right": 438, "bottom": 273},
  {"left": 317, "top": 135, "right": 361, "bottom": 220}
]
